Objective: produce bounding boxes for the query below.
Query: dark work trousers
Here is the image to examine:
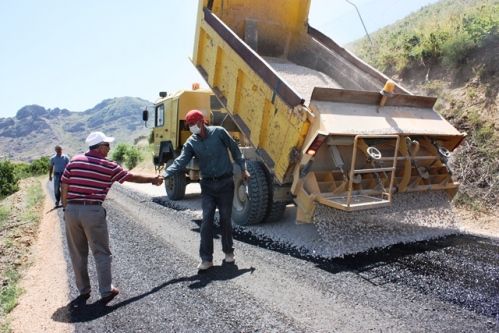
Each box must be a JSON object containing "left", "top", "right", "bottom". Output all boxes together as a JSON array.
[
  {"left": 53, "top": 173, "right": 62, "bottom": 203},
  {"left": 199, "top": 176, "right": 235, "bottom": 262}
]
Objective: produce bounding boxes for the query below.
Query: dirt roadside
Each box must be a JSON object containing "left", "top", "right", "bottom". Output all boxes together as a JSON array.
[{"left": 8, "top": 182, "right": 72, "bottom": 333}]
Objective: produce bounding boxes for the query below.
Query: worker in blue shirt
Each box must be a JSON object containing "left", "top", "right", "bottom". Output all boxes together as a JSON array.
[
  {"left": 49, "top": 145, "right": 70, "bottom": 207},
  {"left": 164, "top": 110, "right": 250, "bottom": 270}
]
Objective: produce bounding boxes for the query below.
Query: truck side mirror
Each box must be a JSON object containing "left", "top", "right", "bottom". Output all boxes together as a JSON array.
[{"left": 142, "top": 108, "right": 149, "bottom": 127}]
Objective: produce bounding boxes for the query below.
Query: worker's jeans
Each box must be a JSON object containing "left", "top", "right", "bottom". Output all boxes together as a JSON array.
[
  {"left": 53, "top": 173, "right": 62, "bottom": 203},
  {"left": 64, "top": 204, "right": 114, "bottom": 297},
  {"left": 199, "top": 176, "right": 235, "bottom": 262}
]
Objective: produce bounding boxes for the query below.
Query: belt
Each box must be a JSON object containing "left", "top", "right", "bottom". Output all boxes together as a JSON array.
[
  {"left": 67, "top": 200, "right": 102, "bottom": 206},
  {"left": 54, "top": 172, "right": 63, "bottom": 175},
  {"left": 202, "top": 173, "right": 233, "bottom": 181}
]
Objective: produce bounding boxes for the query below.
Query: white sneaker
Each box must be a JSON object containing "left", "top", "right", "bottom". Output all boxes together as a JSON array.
[
  {"left": 197, "top": 261, "right": 213, "bottom": 270},
  {"left": 224, "top": 252, "right": 235, "bottom": 263}
]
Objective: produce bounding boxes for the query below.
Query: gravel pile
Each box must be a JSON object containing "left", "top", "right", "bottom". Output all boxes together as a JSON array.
[
  {"left": 121, "top": 183, "right": 460, "bottom": 260},
  {"left": 265, "top": 57, "right": 342, "bottom": 104},
  {"left": 241, "top": 191, "right": 459, "bottom": 259},
  {"left": 313, "top": 191, "right": 460, "bottom": 257}
]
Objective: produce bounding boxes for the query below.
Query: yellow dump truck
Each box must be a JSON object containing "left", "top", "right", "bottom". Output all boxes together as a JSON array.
[{"left": 189, "top": 0, "right": 465, "bottom": 225}]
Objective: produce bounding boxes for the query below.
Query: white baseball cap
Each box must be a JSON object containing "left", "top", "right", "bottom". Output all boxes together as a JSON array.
[{"left": 85, "top": 131, "right": 115, "bottom": 147}]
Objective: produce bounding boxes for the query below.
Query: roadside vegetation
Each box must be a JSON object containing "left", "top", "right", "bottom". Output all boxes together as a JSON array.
[
  {"left": 0, "top": 157, "right": 49, "bottom": 198},
  {"left": 0, "top": 179, "right": 44, "bottom": 333},
  {"left": 0, "top": 157, "right": 48, "bottom": 332},
  {"left": 111, "top": 143, "right": 144, "bottom": 170},
  {"left": 352, "top": 0, "right": 498, "bottom": 76},
  {"left": 351, "top": 0, "right": 498, "bottom": 211}
]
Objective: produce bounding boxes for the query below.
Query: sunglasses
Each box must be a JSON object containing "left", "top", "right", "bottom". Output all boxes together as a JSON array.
[{"left": 100, "top": 143, "right": 110, "bottom": 147}]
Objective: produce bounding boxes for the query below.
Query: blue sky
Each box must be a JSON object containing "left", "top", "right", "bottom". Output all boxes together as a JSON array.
[{"left": 0, "top": 0, "right": 439, "bottom": 119}]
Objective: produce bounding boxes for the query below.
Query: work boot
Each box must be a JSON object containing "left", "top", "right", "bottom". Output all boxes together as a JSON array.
[
  {"left": 197, "top": 261, "right": 213, "bottom": 270},
  {"left": 224, "top": 252, "right": 235, "bottom": 263}
]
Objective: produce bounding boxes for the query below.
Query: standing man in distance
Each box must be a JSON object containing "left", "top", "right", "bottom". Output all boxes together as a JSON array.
[
  {"left": 61, "top": 131, "right": 163, "bottom": 304},
  {"left": 49, "top": 145, "right": 70, "bottom": 207},
  {"left": 164, "top": 110, "right": 250, "bottom": 271}
]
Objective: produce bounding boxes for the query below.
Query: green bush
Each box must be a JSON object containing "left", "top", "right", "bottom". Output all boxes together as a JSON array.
[
  {"left": 125, "top": 146, "right": 142, "bottom": 170},
  {"left": 11, "top": 157, "right": 49, "bottom": 180},
  {"left": 111, "top": 144, "right": 129, "bottom": 165},
  {"left": 0, "top": 161, "right": 19, "bottom": 197},
  {"left": 0, "top": 157, "right": 50, "bottom": 198},
  {"left": 12, "top": 162, "right": 31, "bottom": 180},
  {"left": 28, "top": 156, "right": 50, "bottom": 176},
  {"left": 111, "top": 143, "right": 143, "bottom": 170}
]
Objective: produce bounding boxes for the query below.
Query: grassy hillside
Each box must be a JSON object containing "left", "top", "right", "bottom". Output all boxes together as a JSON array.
[
  {"left": 351, "top": 0, "right": 497, "bottom": 75},
  {"left": 350, "top": 0, "right": 498, "bottom": 210}
]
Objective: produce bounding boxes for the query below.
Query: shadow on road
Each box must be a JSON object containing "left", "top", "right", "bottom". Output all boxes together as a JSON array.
[{"left": 51, "top": 262, "right": 255, "bottom": 323}]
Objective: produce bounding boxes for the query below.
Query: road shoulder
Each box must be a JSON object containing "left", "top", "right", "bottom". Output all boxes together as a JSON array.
[{"left": 9, "top": 181, "right": 73, "bottom": 333}]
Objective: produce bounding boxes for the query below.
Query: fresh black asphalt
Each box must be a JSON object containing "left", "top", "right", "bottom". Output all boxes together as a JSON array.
[{"left": 49, "top": 184, "right": 498, "bottom": 332}]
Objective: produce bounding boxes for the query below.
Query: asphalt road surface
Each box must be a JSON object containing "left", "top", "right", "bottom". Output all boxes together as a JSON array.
[{"left": 50, "top": 184, "right": 498, "bottom": 332}]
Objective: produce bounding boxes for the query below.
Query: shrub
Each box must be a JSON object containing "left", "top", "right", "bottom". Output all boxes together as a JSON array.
[
  {"left": 125, "top": 146, "right": 142, "bottom": 170},
  {"left": 111, "top": 143, "right": 143, "bottom": 170},
  {"left": 13, "top": 162, "right": 31, "bottom": 180},
  {"left": 111, "top": 144, "right": 129, "bottom": 165},
  {"left": 0, "top": 161, "right": 19, "bottom": 197},
  {"left": 28, "top": 156, "right": 50, "bottom": 176}
]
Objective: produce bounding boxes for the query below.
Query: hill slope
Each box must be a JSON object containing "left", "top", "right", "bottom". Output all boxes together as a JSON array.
[
  {"left": 350, "top": 0, "right": 498, "bottom": 209},
  {"left": 0, "top": 97, "right": 152, "bottom": 161}
]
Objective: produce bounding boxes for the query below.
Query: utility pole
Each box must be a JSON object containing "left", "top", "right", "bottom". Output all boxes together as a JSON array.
[{"left": 345, "top": 0, "right": 373, "bottom": 45}]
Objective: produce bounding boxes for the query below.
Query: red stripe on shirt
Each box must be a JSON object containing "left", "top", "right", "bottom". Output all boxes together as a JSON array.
[{"left": 61, "top": 151, "right": 131, "bottom": 202}]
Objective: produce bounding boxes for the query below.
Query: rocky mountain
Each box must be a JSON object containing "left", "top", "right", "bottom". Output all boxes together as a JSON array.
[{"left": 0, "top": 97, "right": 152, "bottom": 161}]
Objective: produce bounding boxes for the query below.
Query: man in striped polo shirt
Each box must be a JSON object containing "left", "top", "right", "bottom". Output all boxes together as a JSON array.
[{"left": 61, "top": 131, "right": 163, "bottom": 305}]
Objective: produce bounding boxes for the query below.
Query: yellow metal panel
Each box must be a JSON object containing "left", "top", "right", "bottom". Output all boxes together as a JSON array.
[
  {"left": 195, "top": 6, "right": 312, "bottom": 183},
  {"left": 177, "top": 91, "right": 211, "bottom": 120},
  {"left": 207, "top": 0, "right": 311, "bottom": 35}
]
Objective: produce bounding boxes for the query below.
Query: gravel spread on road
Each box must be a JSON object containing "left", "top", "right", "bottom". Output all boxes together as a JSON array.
[
  {"left": 313, "top": 191, "right": 459, "bottom": 257},
  {"left": 122, "top": 183, "right": 460, "bottom": 259}
]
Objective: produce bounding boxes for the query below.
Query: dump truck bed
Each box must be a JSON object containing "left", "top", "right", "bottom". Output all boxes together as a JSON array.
[
  {"left": 193, "top": 0, "right": 465, "bottom": 223},
  {"left": 265, "top": 57, "right": 342, "bottom": 103},
  {"left": 266, "top": 57, "right": 462, "bottom": 139}
]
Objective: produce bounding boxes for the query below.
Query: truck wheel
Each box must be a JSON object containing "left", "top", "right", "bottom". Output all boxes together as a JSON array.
[
  {"left": 264, "top": 201, "right": 286, "bottom": 223},
  {"left": 262, "top": 169, "right": 286, "bottom": 223},
  {"left": 164, "top": 161, "right": 186, "bottom": 200},
  {"left": 232, "top": 160, "right": 269, "bottom": 226}
]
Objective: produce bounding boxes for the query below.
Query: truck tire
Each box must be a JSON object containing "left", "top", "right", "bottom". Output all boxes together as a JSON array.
[
  {"left": 232, "top": 160, "right": 269, "bottom": 226},
  {"left": 264, "top": 200, "right": 287, "bottom": 223},
  {"left": 261, "top": 167, "right": 287, "bottom": 223},
  {"left": 164, "top": 161, "right": 186, "bottom": 200}
]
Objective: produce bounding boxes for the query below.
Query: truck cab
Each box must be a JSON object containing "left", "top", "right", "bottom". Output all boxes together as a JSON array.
[{"left": 144, "top": 86, "right": 226, "bottom": 199}]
